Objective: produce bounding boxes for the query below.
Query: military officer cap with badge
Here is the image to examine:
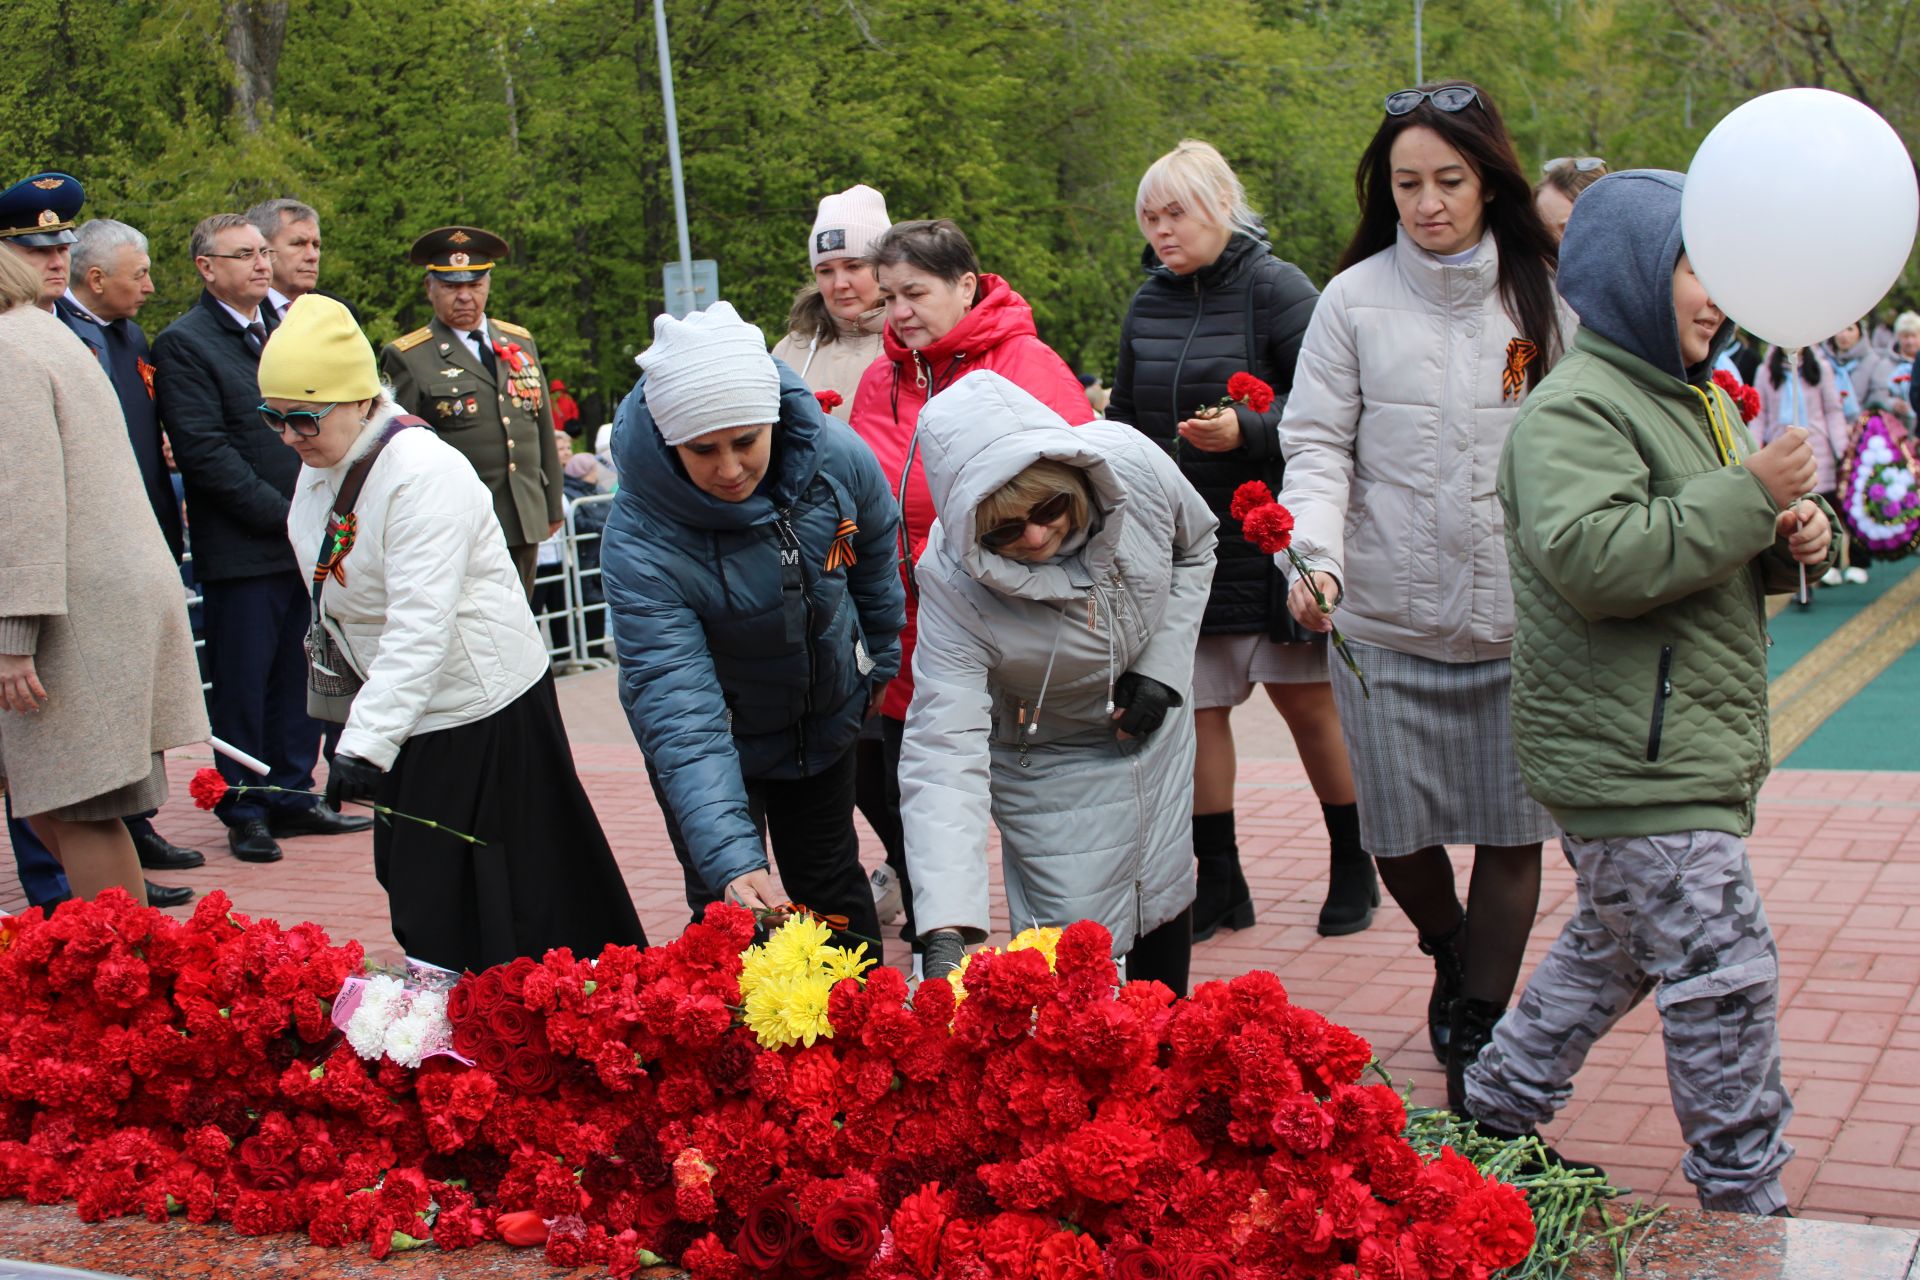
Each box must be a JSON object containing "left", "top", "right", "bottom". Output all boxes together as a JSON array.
[
  {"left": 0, "top": 171, "right": 84, "bottom": 246},
  {"left": 408, "top": 225, "right": 509, "bottom": 283}
]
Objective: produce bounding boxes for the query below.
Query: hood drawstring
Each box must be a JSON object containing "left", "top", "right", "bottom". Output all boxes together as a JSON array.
[
  {"left": 1019, "top": 583, "right": 1118, "bottom": 767},
  {"left": 1690, "top": 382, "right": 1745, "bottom": 466}
]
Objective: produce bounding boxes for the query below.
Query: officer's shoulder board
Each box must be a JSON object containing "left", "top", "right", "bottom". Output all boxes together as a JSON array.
[
  {"left": 389, "top": 326, "right": 434, "bottom": 353},
  {"left": 492, "top": 318, "right": 532, "bottom": 339}
]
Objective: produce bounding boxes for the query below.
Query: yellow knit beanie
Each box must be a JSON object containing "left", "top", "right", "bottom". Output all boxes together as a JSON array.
[{"left": 257, "top": 294, "right": 381, "bottom": 401}]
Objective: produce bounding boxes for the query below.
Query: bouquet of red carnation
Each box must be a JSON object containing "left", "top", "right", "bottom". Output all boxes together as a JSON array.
[
  {"left": 1711, "top": 368, "right": 1760, "bottom": 423},
  {"left": 813, "top": 389, "right": 844, "bottom": 413},
  {"left": 1231, "top": 480, "right": 1369, "bottom": 698}
]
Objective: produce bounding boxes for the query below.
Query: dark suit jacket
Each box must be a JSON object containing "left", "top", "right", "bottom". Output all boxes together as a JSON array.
[
  {"left": 152, "top": 290, "right": 294, "bottom": 582},
  {"left": 55, "top": 297, "right": 185, "bottom": 560}
]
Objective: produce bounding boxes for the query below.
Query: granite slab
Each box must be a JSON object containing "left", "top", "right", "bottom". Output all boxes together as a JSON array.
[{"left": 1565, "top": 1205, "right": 1920, "bottom": 1279}]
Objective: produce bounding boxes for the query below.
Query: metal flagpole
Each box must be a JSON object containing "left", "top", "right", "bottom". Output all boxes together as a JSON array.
[{"left": 653, "top": 0, "right": 694, "bottom": 291}]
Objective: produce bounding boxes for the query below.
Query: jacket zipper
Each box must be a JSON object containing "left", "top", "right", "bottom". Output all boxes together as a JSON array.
[
  {"left": 1645, "top": 644, "right": 1674, "bottom": 762},
  {"left": 776, "top": 507, "right": 815, "bottom": 771},
  {"left": 1167, "top": 275, "right": 1207, "bottom": 449}
]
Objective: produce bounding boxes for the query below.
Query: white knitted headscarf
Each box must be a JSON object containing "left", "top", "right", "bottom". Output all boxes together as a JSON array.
[{"left": 636, "top": 301, "right": 781, "bottom": 446}]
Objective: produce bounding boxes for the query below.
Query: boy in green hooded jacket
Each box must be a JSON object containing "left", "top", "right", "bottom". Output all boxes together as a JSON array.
[{"left": 1467, "top": 170, "right": 1837, "bottom": 1216}]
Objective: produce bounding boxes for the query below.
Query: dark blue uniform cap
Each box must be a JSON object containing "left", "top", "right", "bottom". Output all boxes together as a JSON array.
[{"left": 0, "top": 172, "right": 84, "bottom": 247}]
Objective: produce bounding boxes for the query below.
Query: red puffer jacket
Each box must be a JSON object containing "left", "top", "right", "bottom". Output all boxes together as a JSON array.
[{"left": 849, "top": 273, "right": 1094, "bottom": 720}]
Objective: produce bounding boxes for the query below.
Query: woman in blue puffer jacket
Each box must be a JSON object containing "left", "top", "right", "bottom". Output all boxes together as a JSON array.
[{"left": 601, "top": 302, "right": 905, "bottom": 937}]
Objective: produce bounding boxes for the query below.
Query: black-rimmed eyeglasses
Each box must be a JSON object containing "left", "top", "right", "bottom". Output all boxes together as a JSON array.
[
  {"left": 980, "top": 491, "right": 1073, "bottom": 550},
  {"left": 259, "top": 402, "right": 338, "bottom": 437},
  {"left": 1384, "top": 85, "right": 1479, "bottom": 116},
  {"left": 203, "top": 248, "right": 277, "bottom": 263}
]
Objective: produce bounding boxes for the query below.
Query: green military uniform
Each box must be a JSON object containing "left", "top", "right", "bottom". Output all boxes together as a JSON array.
[{"left": 379, "top": 226, "right": 562, "bottom": 595}]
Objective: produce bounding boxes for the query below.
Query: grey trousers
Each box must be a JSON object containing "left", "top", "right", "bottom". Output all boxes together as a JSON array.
[{"left": 1464, "top": 829, "right": 1794, "bottom": 1214}]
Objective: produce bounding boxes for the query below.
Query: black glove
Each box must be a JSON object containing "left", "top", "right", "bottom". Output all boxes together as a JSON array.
[
  {"left": 1112, "top": 671, "right": 1182, "bottom": 739},
  {"left": 324, "top": 754, "right": 384, "bottom": 809},
  {"left": 921, "top": 930, "right": 967, "bottom": 982}
]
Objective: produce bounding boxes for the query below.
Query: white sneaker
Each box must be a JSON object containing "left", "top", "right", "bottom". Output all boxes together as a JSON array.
[
  {"left": 1820, "top": 567, "right": 1844, "bottom": 587},
  {"left": 1844, "top": 566, "right": 1870, "bottom": 585},
  {"left": 870, "top": 865, "right": 903, "bottom": 925}
]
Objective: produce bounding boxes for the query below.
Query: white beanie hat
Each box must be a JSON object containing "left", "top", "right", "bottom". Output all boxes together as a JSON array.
[
  {"left": 636, "top": 301, "right": 781, "bottom": 447},
  {"left": 809, "top": 184, "right": 891, "bottom": 270}
]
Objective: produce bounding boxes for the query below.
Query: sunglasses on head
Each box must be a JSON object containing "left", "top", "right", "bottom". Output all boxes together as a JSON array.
[
  {"left": 1543, "top": 155, "right": 1606, "bottom": 174},
  {"left": 1384, "top": 85, "right": 1480, "bottom": 116},
  {"left": 980, "top": 491, "right": 1073, "bottom": 550},
  {"left": 258, "top": 402, "right": 338, "bottom": 438}
]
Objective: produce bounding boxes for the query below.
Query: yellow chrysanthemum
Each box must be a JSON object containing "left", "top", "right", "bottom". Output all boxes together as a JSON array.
[
  {"left": 761, "top": 914, "right": 834, "bottom": 978},
  {"left": 736, "top": 915, "right": 874, "bottom": 1047},
  {"left": 820, "top": 940, "right": 876, "bottom": 985},
  {"left": 742, "top": 971, "right": 837, "bottom": 1049}
]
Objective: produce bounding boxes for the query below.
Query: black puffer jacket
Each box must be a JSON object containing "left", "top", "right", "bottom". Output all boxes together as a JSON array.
[{"left": 1107, "top": 233, "right": 1319, "bottom": 636}]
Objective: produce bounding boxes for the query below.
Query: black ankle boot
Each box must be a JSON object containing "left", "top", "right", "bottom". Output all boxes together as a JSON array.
[
  {"left": 1447, "top": 996, "right": 1505, "bottom": 1115},
  {"left": 1416, "top": 914, "right": 1467, "bottom": 1063},
  {"left": 1191, "top": 812, "right": 1254, "bottom": 942},
  {"left": 1316, "top": 803, "right": 1378, "bottom": 937}
]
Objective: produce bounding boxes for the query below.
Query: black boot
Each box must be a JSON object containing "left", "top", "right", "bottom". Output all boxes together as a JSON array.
[
  {"left": 1446, "top": 996, "right": 1505, "bottom": 1115},
  {"left": 1416, "top": 914, "right": 1467, "bottom": 1063},
  {"left": 1191, "top": 812, "right": 1254, "bottom": 942},
  {"left": 1316, "top": 803, "right": 1378, "bottom": 936}
]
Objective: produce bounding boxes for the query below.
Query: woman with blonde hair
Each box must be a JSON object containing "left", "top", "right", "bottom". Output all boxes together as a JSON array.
[
  {"left": 1107, "top": 138, "right": 1366, "bottom": 943},
  {"left": 0, "top": 246, "right": 208, "bottom": 906},
  {"left": 770, "top": 184, "right": 891, "bottom": 421}
]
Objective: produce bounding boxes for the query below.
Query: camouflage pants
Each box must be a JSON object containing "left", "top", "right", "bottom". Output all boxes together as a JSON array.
[{"left": 1464, "top": 829, "right": 1794, "bottom": 1214}]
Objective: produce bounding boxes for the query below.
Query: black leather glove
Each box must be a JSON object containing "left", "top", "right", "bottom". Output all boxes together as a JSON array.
[
  {"left": 324, "top": 754, "right": 384, "bottom": 809},
  {"left": 1112, "top": 671, "right": 1182, "bottom": 739},
  {"left": 921, "top": 930, "right": 967, "bottom": 982}
]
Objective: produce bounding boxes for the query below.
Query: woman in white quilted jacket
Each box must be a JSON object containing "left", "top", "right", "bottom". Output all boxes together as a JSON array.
[
  {"left": 1276, "top": 80, "right": 1572, "bottom": 1111},
  {"left": 262, "top": 294, "right": 646, "bottom": 973}
]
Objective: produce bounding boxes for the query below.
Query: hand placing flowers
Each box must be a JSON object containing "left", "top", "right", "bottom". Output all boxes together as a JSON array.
[{"left": 1232, "top": 480, "right": 1370, "bottom": 698}]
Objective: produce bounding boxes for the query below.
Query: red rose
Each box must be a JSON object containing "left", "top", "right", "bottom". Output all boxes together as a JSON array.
[
  {"left": 496, "top": 1209, "right": 549, "bottom": 1247},
  {"left": 1241, "top": 502, "right": 1295, "bottom": 555},
  {"left": 487, "top": 1002, "right": 533, "bottom": 1046},
  {"left": 1112, "top": 1243, "right": 1175, "bottom": 1279},
  {"left": 446, "top": 980, "right": 477, "bottom": 1023},
  {"left": 733, "top": 1188, "right": 795, "bottom": 1269},
  {"left": 814, "top": 1194, "right": 885, "bottom": 1264},
  {"left": 815, "top": 389, "right": 845, "bottom": 412},
  {"left": 503, "top": 1047, "right": 558, "bottom": 1094},
  {"left": 188, "top": 768, "right": 229, "bottom": 810},
  {"left": 451, "top": 1020, "right": 487, "bottom": 1060},
  {"left": 474, "top": 1036, "right": 511, "bottom": 1076},
  {"left": 785, "top": 1232, "right": 835, "bottom": 1278},
  {"left": 1226, "top": 371, "right": 1276, "bottom": 414},
  {"left": 1033, "top": 1231, "right": 1104, "bottom": 1280},
  {"left": 1174, "top": 1255, "right": 1233, "bottom": 1280}
]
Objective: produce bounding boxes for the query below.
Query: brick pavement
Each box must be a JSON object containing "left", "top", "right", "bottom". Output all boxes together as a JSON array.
[{"left": 11, "top": 670, "right": 1916, "bottom": 1230}]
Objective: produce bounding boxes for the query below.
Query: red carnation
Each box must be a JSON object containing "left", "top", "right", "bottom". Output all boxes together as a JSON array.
[
  {"left": 1712, "top": 368, "right": 1761, "bottom": 424},
  {"left": 1226, "top": 371, "right": 1276, "bottom": 414},
  {"left": 815, "top": 389, "right": 845, "bottom": 413},
  {"left": 1229, "top": 479, "right": 1274, "bottom": 522},
  {"left": 188, "top": 768, "right": 229, "bottom": 810},
  {"left": 1241, "top": 502, "right": 1295, "bottom": 555}
]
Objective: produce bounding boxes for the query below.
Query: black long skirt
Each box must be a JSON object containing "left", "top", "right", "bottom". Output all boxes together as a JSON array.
[{"left": 374, "top": 673, "right": 647, "bottom": 972}]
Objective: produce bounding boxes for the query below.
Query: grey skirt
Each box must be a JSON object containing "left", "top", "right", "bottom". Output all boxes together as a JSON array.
[
  {"left": 45, "top": 753, "right": 168, "bottom": 822},
  {"left": 1328, "top": 640, "right": 1554, "bottom": 857}
]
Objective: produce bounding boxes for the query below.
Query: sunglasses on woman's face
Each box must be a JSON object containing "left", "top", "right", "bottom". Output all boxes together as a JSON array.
[
  {"left": 258, "top": 402, "right": 338, "bottom": 438},
  {"left": 980, "top": 491, "right": 1073, "bottom": 550},
  {"left": 1384, "top": 85, "right": 1479, "bottom": 116}
]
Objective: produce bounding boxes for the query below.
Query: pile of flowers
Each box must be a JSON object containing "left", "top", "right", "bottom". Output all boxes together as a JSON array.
[
  {"left": 1839, "top": 413, "right": 1920, "bottom": 559},
  {"left": 0, "top": 892, "right": 1546, "bottom": 1277}
]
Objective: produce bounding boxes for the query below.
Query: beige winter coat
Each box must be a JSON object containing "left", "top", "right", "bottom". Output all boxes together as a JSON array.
[
  {"left": 770, "top": 309, "right": 884, "bottom": 422},
  {"left": 0, "top": 304, "right": 208, "bottom": 815},
  {"left": 1277, "top": 229, "right": 1571, "bottom": 663}
]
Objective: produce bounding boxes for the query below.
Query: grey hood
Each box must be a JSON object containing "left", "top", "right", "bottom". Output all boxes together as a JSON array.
[
  {"left": 915, "top": 371, "right": 1128, "bottom": 600},
  {"left": 1557, "top": 169, "right": 1734, "bottom": 382}
]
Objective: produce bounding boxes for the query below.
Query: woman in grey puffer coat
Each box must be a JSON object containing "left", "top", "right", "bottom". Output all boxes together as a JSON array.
[{"left": 899, "top": 373, "right": 1217, "bottom": 993}]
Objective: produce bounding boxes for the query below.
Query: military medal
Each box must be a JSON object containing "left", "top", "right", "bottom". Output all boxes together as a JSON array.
[
  {"left": 436, "top": 400, "right": 451, "bottom": 417},
  {"left": 466, "top": 396, "right": 479, "bottom": 415}
]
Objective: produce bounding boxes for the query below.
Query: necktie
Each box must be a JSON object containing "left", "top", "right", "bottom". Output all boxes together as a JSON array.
[
  {"left": 246, "top": 320, "right": 268, "bottom": 354},
  {"left": 473, "top": 332, "right": 497, "bottom": 378}
]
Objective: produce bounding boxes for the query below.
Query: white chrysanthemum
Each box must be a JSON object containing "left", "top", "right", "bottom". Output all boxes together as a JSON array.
[
  {"left": 345, "top": 1005, "right": 393, "bottom": 1059},
  {"left": 410, "top": 989, "right": 449, "bottom": 1024},
  {"left": 383, "top": 1009, "right": 435, "bottom": 1069}
]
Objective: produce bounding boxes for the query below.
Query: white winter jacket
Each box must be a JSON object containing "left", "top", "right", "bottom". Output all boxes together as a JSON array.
[
  {"left": 899, "top": 374, "right": 1217, "bottom": 953},
  {"left": 285, "top": 405, "right": 549, "bottom": 770},
  {"left": 1277, "top": 228, "right": 1571, "bottom": 663}
]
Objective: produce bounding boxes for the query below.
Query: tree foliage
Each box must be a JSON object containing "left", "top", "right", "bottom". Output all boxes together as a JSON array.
[{"left": 3, "top": 0, "right": 1914, "bottom": 422}]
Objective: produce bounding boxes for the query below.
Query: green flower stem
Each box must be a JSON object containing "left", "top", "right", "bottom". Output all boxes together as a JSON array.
[
  {"left": 1284, "top": 548, "right": 1369, "bottom": 699},
  {"left": 226, "top": 784, "right": 485, "bottom": 846}
]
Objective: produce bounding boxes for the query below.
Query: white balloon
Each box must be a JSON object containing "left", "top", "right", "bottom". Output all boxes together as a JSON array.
[{"left": 1682, "top": 88, "right": 1918, "bottom": 348}]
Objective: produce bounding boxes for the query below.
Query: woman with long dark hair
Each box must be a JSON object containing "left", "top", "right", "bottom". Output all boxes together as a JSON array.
[{"left": 1276, "top": 81, "right": 1572, "bottom": 1110}]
